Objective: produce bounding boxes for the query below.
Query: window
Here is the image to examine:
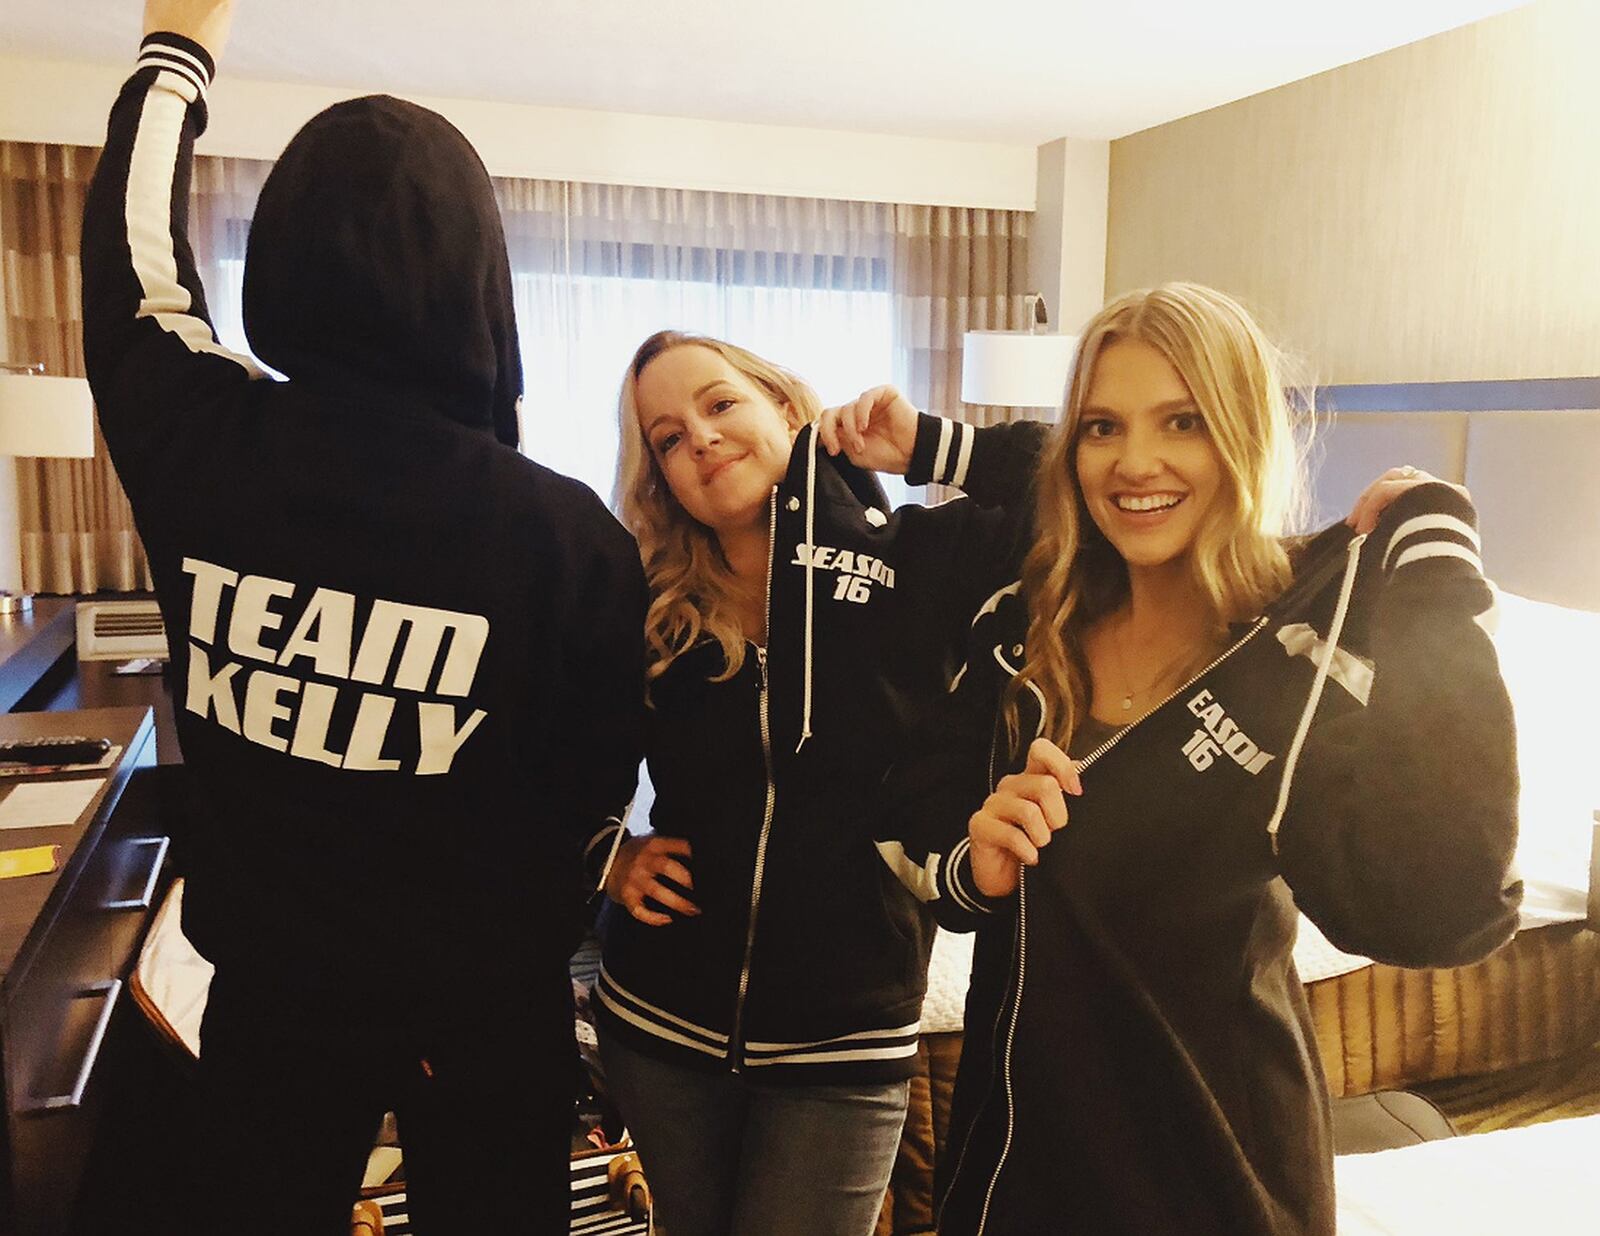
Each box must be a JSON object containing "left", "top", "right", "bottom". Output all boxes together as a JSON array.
[
  {"left": 516, "top": 273, "right": 905, "bottom": 507},
  {"left": 205, "top": 255, "right": 909, "bottom": 510}
]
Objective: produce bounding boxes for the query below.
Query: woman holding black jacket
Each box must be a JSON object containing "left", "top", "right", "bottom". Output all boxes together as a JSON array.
[
  {"left": 887, "top": 283, "right": 1520, "bottom": 1236},
  {"left": 589, "top": 330, "right": 1049, "bottom": 1236}
]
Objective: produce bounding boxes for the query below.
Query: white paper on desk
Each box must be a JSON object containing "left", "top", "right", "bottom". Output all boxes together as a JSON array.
[{"left": 0, "top": 779, "right": 104, "bottom": 830}]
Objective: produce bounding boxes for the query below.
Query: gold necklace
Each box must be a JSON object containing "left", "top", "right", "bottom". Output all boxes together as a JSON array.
[{"left": 1108, "top": 617, "right": 1203, "bottom": 712}]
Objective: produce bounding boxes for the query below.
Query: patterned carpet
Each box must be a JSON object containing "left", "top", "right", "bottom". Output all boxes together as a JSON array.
[{"left": 1417, "top": 1036, "right": 1600, "bottom": 1134}]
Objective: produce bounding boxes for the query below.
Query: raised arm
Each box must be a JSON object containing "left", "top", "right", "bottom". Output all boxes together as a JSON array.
[
  {"left": 817, "top": 386, "right": 1049, "bottom": 511},
  {"left": 1274, "top": 482, "right": 1521, "bottom": 969},
  {"left": 81, "top": 0, "right": 260, "bottom": 495},
  {"left": 905, "top": 412, "right": 1050, "bottom": 512}
]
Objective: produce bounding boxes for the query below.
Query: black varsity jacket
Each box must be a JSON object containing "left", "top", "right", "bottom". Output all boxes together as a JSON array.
[
  {"left": 82, "top": 37, "right": 646, "bottom": 995},
  {"left": 889, "top": 482, "right": 1522, "bottom": 1235},
  {"left": 593, "top": 414, "right": 1048, "bottom": 1084}
]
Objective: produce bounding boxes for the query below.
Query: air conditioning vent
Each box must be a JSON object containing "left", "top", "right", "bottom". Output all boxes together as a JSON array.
[{"left": 77, "top": 600, "right": 169, "bottom": 662}]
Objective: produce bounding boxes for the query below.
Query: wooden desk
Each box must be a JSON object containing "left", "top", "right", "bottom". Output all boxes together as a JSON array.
[
  {"left": 38, "top": 664, "right": 179, "bottom": 769},
  {"left": 0, "top": 603, "right": 74, "bottom": 718},
  {"left": 0, "top": 708, "right": 159, "bottom": 1235}
]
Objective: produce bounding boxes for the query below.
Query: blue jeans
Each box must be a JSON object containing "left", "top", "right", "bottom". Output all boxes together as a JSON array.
[{"left": 599, "top": 1033, "right": 910, "bottom": 1236}]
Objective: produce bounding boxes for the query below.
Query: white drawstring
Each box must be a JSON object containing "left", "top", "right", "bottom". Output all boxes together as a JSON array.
[
  {"left": 1267, "top": 532, "right": 1367, "bottom": 854},
  {"left": 796, "top": 427, "right": 819, "bottom": 753}
]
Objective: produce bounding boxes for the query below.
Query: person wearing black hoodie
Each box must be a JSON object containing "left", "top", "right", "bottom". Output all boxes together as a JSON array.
[
  {"left": 882, "top": 283, "right": 1521, "bottom": 1235},
  {"left": 590, "top": 331, "right": 1048, "bottom": 1235},
  {"left": 81, "top": 3, "right": 646, "bottom": 1232}
]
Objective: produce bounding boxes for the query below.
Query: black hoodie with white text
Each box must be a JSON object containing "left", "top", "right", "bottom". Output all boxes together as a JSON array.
[
  {"left": 81, "top": 37, "right": 647, "bottom": 997},
  {"left": 593, "top": 414, "right": 1049, "bottom": 1085}
]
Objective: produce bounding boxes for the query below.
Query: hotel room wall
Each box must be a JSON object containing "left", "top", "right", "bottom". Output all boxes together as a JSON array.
[
  {"left": 1104, "top": 0, "right": 1600, "bottom": 385},
  {"left": 1030, "top": 137, "right": 1111, "bottom": 339},
  {"left": 0, "top": 54, "right": 1034, "bottom": 211}
]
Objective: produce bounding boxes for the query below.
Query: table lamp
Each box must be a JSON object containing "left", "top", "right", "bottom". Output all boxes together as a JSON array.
[
  {"left": 0, "top": 362, "right": 97, "bottom": 614},
  {"left": 961, "top": 294, "right": 1077, "bottom": 415}
]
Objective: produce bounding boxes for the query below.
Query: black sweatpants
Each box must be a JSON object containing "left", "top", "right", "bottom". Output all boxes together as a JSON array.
[{"left": 183, "top": 963, "right": 576, "bottom": 1235}]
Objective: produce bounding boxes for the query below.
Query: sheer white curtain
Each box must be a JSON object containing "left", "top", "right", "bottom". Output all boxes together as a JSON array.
[
  {"left": 496, "top": 179, "right": 906, "bottom": 505},
  {"left": 187, "top": 156, "right": 272, "bottom": 362},
  {"left": 189, "top": 166, "right": 1032, "bottom": 513}
]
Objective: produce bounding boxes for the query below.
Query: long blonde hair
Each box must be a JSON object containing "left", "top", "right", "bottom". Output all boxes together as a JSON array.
[
  {"left": 614, "top": 330, "right": 822, "bottom": 683},
  {"left": 1011, "top": 283, "right": 1311, "bottom": 748}
]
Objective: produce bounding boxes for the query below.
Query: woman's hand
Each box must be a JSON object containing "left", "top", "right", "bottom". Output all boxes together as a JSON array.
[
  {"left": 606, "top": 834, "right": 699, "bottom": 926},
  {"left": 1345, "top": 466, "right": 1469, "bottom": 535},
  {"left": 968, "top": 738, "right": 1082, "bottom": 898},
  {"left": 817, "top": 386, "right": 920, "bottom": 475},
  {"left": 143, "top": 0, "right": 235, "bottom": 60}
]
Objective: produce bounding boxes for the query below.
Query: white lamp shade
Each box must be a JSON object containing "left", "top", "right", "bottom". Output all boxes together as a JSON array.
[
  {"left": 961, "top": 331, "right": 1077, "bottom": 411},
  {"left": 0, "top": 374, "right": 96, "bottom": 458}
]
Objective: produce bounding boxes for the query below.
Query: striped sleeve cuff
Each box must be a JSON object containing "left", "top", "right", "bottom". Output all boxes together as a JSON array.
[
  {"left": 908, "top": 414, "right": 978, "bottom": 489},
  {"left": 1378, "top": 483, "right": 1483, "bottom": 578},
  {"left": 940, "top": 836, "right": 1000, "bottom": 916},
  {"left": 137, "top": 33, "right": 215, "bottom": 106}
]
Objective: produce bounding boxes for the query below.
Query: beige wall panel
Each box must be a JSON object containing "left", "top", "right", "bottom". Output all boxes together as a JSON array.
[
  {"left": 1307, "top": 412, "right": 1468, "bottom": 526},
  {"left": 1106, "top": 0, "right": 1600, "bottom": 384},
  {"left": 1465, "top": 412, "right": 1600, "bottom": 609}
]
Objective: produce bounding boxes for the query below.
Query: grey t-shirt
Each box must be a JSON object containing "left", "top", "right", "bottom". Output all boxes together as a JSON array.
[{"left": 1069, "top": 715, "right": 1127, "bottom": 761}]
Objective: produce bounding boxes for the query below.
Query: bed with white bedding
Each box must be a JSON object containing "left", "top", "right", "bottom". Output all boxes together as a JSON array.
[{"left": 1334, "top": 1114, "right": 1600, "bottom": 1234}]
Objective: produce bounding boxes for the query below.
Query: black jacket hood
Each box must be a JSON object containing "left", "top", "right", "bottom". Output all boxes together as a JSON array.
[{"left": 242, "top": 95, "right": 522, "bottom": 447}]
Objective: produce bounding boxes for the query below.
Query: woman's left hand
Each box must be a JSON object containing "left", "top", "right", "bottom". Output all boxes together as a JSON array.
[
  {"left": 1345, "top": 466, "right": 1469, "bottom": 535},
  {"left": 817, "top": 386, "right": 920, "bottom": 475}
]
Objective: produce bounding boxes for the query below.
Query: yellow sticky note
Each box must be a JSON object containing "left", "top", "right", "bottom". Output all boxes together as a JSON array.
[{"left": 0, "top": 844, "right": 59, "bottom": 879}]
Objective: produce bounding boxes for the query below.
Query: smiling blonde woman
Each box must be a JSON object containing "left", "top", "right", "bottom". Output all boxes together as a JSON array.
[
  {"left": 588, "top": 329, "right": 1050, "bottom": 1236},
  {"left": 887, "top": 284, "right": 1520, "bottom": 1236}
]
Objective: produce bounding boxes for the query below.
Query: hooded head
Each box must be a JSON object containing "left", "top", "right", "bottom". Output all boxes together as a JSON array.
[{"left": 243, "top": 96, "right": 522, "bottom": 447}]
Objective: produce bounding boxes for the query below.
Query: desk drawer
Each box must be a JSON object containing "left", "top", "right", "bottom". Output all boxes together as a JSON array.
[{"left": 3, "top": 825, "right": 169, "bottom": 1235}]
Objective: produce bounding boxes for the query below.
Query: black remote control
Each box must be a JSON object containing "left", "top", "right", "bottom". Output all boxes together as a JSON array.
[{"left": 0, "top": 736, "right": 112, "bottom": 766}]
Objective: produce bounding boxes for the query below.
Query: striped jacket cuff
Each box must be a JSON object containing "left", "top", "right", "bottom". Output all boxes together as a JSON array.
[
  {"left": 908, "top": 414, "right": 978, "bottom": 489},
  {"left": 941, "top": 836, "right": 999, "bottom": 916},
  {"left": 136, "top": 33, "right": 215, "bottom": 107},
  {"left": 1378, "top": 483, "right": 1483, "bottom": 578}
]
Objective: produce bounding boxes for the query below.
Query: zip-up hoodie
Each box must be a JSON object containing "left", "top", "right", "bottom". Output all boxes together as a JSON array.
[
  {"left": 81, "top": 37, "right": 647, "bottom": 996},
  {"left": 593, "top": 414, "right": 1049, "bottom": 1084},
  {"left": 884, "top": 482, "right": 1521, "bottom": 1234}
]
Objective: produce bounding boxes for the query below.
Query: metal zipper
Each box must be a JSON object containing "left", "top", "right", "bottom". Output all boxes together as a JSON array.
[
  {"left": 1074, "top": 614, "right": 1271, "bottom": 774},
  {"left": 728, "top": 489, "right": 780, "bottom": 1072},
  {"left": 970, "top": 614, "right": 1271, "bottom": 1234},
  {"left": 934, "top": 715, "right": 1013, "bottom": 1232}
]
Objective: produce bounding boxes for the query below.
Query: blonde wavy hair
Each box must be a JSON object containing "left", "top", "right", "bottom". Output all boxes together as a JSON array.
[
  {"left": 614, "top": 330, "right": 822, "bottom": 684},
  {"left": 1011, "top": 283, "right": 1312, "bottom": 748}
]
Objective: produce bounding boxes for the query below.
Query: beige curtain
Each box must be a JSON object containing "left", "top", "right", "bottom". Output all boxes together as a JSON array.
[
  {"left": 0, "top": 142, "right": 270, "bottom": 593},
  {"left": 891, "top": 204, "right": 1032, "bottom": 428},
  {"left": 0, "top": 141, "right": 146, "bottom": 593}
]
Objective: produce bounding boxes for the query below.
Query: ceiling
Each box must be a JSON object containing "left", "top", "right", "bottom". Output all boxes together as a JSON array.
[{"left": 2, "top": 0, "right": 1528, "bottom": 143}]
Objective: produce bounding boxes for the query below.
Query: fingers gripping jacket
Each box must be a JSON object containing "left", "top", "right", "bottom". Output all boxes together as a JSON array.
[{"left": 1266, "top": 532, "right": 1367, "bottom": 854}]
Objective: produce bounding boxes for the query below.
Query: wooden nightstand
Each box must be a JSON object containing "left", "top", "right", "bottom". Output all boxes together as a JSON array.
[{"left": 0, "top": 707, "right": 160, "bottom": 1235}]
